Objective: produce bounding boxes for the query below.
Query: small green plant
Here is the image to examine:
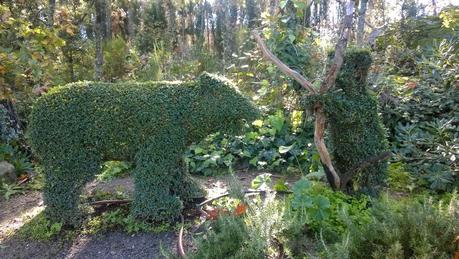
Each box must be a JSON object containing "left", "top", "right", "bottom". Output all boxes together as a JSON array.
[
  {"left": 190, "top": 215, "right": 264, "bottom": 259},
  {"left": 0, "top": 143, "right": 32, "bottom": 175},
  {"left": 289, "top": 178, "right": 331, "bottom": 223},
  {"left": 18, "top": 212, "right": 63, "bottom": 240},
  {"left": 96, "top": 161, "right": 131, "bottom": 181},
  {"left": 191, "top": 191, "right": 286, "bottom": 259},
  {"left": 83, "top": 208, "right": 172, "bottom": 235},
  {"left": 1, "top": 183, "right": 25, "bottom": 200},
  {"left": 280, "top": 180, "right": 371, "bottom": 257},
  {"left": 251, "top": 173, "right": 273, "bottom": 190}
]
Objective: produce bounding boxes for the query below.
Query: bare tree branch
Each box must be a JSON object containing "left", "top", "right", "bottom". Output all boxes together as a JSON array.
[
  {"left": 251, "top": 31, "right": 317, "bottom": 94},
  {"left": 320, "top": 0, "right": 355, "bottom": 93},
  {"left": 314, "top": 105, "right": 341, "bottom": 188},
  {"left": 340, "top": 151, "right": 391, "bottom": 187}
]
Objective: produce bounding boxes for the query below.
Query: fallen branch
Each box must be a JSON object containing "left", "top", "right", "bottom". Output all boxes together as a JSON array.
[
  {"left": 89, "top": 199, "right": 132, "bottom": 206},
  {"left": 197, "top": 189, "right": 292, "bottom": 208},
  {"left": 341, "top": 151, "right": 392, "bottom": 187},
  {"left": 178, "top": 214, "right": 187, "bottom": 259},
  {"left": 352, "top": 151, "right": 392, "bottom": 173}
]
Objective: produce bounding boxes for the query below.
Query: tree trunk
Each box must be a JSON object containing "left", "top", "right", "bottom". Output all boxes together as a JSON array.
[
  {"left": 431, "top": 0, "right": 437, "bottom": 16},
  {"left": 105, "top": 0, "right": 112, "bottom": 40},
  {"left": 94, "top": 0, "right": 105, "bottom": 81},
  {"left": 48, "top": 0, "right": 56, "bottom": 28},
  {"left": 166, "top": 0, "right": 177, "bottom": 50},
  {"left": 357, "top": 0, "right": 368, "bottom": 46},
  {"left": 127, "top": 1, "right": 135, "bottom": 41}
]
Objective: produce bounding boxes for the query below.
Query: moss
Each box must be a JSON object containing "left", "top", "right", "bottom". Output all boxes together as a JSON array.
[{"left": 28, "top": 73, "right": 259, "bottom": 225}]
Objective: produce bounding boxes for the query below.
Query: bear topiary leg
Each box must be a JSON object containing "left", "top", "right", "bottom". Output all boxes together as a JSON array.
[
  {"left": 170, "top": 163, "right": 205, "bottom": 204},
  {"left": 43, "top": 151, "right": 101, "bottom": 226},
  {"left": 131, "top": 134, "right": 186, "bottom": 221}
]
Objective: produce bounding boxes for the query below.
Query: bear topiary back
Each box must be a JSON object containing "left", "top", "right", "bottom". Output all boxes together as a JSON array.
[{"left": 28, "top": 73, "right": 259, "bottom": 225}]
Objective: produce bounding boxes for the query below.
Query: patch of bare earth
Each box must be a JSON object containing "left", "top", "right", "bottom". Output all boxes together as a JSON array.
[{"left": 0, "top": 171, "right": 298, "bottom": 258}]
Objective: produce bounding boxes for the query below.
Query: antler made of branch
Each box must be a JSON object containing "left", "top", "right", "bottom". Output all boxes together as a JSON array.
[
  {"left": 252, "top": 1, "right": 356, "bottom": 190},
  {"left": 251, "top": 31, "right": 317, "bottom": 94}
]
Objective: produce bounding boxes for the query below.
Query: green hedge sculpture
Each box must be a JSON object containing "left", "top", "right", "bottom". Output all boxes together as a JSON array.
[
  {"left": 303, "top": 49, "right": 389, "bottom": 195},
  {"left": 28, "top": 73, "right": 259, "bottom": 225}
]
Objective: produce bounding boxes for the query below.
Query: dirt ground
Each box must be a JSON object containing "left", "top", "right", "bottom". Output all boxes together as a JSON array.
[{"left": 0, "top": 171, "right": 299, "bottom": 259}]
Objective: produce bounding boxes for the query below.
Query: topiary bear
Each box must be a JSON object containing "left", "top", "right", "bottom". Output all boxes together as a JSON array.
[
  {"left": 28, "top": 73, "right": 259, "bottom": 225},
  {"left": 303, "top": 49, "right": 389, "bottom": 195}
]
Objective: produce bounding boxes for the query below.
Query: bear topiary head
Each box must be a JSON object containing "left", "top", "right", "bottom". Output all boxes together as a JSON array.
[
  {"left": 187, "top": 73, "right": 260, "bottom": 141},
  {"left": 335, "top": 49, "right": 372, "bottom": 95}
]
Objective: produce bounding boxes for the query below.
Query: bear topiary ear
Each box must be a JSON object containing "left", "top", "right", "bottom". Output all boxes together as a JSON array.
[{"left": 198, "top": 72, "right": 230, "bottom": 91}]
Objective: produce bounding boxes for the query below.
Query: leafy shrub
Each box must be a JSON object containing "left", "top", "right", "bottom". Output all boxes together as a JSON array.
[
  {"left": 185, "top": 111, "right": 319, "bottom": 176},
  {"left": 103, "top": 37, "right": 140, "bottom": 82},
  {"left": 376, "top": 30, "right": 458, "bottom": 191},
  {"left": 323, "top": 195, "right": 459, "bottom": 259},
  {"left": 28, "top": 73, "right": 259, "bottom": 225},
  {"left": 373, "top": 8, "right": 458, "bottom": 192},
  {"left": 135, "top": 44, "right": 164, "bottom": 81},
  {"left": 280, "top": 179, "right": 371, "bottom": 256}
]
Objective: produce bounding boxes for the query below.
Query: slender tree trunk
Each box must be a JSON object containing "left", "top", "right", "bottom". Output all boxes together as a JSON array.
[
  {"left": 166, "top": 0, "right": 177, "bottom": 50},
  {"left": 127, "top": 1, "right": 135, "bottom": 41},
  {"left": 94, "top": 0, "right": 105, "bottom": 81},
  {"left": 357, "top": 0, "right": 368, "bottom": 46},
  {"left": 105, "top": 0, "right": 112, "bottom": 40},
  {"left": 431, "top": 0, "right": 437, "bottom": 15},
  {"left": 48, "top": 0, "right": 56, "bottom": 27}
]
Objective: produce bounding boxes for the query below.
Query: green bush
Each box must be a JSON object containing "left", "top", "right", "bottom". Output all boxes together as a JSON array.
[
  {"left": 303, "top": 49, "right": 389, "bottom": 195},
  {"left": 28, "top": 73, "right": 259, "bottom": 225},
  {"left": 323, "top": 195, "right": 459, "bottom": 259},
  {"left": 372, "top": 8, "right": 458, "bottom": 192}
]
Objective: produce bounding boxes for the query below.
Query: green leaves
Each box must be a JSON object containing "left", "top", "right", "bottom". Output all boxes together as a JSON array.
[
  {"left": 278, "top": 144, "right": 294, "bottom": 154},
  {"left": 185, "top": 111, "right": 318, "bottom": 176},
  {"left": 1, "top": 183, "right": 25, "bottom": 200},
  {"left": 290, "top": 178, "right": 331, "bottom": 223},
  {"left": 96, "top": 161, "right": 132, "bottom": 181}
]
